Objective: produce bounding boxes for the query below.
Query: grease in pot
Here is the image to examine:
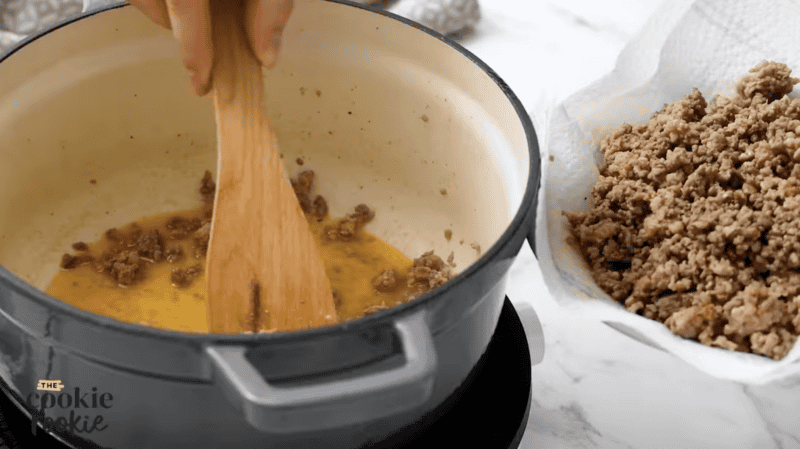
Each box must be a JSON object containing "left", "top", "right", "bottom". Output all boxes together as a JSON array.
[{"left": 47, "top": 169, "right": 454, "bottom": 333}]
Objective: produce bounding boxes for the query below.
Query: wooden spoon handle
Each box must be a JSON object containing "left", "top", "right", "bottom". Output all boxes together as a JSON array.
[{"left": 206, "top": 1, "right": 338, "bottom": 333}]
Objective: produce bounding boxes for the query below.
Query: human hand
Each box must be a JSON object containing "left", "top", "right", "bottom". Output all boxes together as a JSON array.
[{"left": 128, "top": 0, "right": 294, "bottom": 96}]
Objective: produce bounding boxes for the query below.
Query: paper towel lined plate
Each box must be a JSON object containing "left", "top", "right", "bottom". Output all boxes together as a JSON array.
[{"left": 537, "top": 0, "right": 800, "bottom": 384}]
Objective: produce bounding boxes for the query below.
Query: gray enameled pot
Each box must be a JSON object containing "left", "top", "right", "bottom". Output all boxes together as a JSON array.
[{"left": 0, "top": 1, "right": 542, "bottom": 447}]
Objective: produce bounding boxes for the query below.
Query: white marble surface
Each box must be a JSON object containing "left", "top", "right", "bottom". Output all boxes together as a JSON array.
[{"left": 460, "top": 1, "right": 800, "bottom": 448}]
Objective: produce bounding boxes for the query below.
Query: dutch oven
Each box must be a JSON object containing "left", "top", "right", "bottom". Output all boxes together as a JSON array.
[{"left": 0, "top": 1, "right": 542, "bottom": 447}]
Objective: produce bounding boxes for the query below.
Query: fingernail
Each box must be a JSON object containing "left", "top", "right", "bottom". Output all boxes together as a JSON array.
[
  {"left": 197, "top": 73, "right": 213, "bottom": 97},
  {"left": 189, "top": 67, "right": 211, "bottom": 96},
  {"left": 259, "top": 47, "right": 278, "bottom": 68},
  {"left": 258, "top": 32, "right": 283, "bottom": 68}
]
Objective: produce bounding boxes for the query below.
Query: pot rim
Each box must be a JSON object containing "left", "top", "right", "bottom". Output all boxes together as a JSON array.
[{"left": 0, "top": 0, "right": 541, "bottom": 343}]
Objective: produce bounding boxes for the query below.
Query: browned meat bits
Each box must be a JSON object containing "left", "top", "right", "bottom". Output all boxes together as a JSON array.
[
  {"left": 407, "top": 251, "right": 453, "bottom": 301},
  {"left": 58, "top": 168, "right": 455, "bottom": 319},
  {"left": 171, "top": 264, "right": 203, "bottom": 288},
  {"left": 60, "top": 173, "right": 216, "bottom": 287},
  {"left": 290, "top": 169, "right": 328, "bottom": 222},
  {"left": 565, "top": 62, "right": 800, "bottom": 360},
  {"left": 373, "top": 268, "right": 402, "bottom": 293},
  {"left": 324, "top": 204, "right": 375, "bottom": 241}
]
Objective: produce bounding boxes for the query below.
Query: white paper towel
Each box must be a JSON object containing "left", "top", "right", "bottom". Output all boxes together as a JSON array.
[{"left": 537, "top": 0, "right": 800, "bottom": 384}]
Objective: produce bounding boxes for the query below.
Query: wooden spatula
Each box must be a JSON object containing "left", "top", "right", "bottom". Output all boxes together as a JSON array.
[{"left": 204, "top": 1, "right": 338, "bottom": 333}]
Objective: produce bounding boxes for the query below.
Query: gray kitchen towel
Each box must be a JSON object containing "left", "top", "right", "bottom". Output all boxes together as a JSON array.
[
  {"left": 0, "top": 0, "right": 480, "bottom": 56},
  {"left": 0, "top": 0, "right": 82, "bottom": 53}
]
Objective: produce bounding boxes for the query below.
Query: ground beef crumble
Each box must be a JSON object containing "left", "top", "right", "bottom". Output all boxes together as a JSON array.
[
  {"left": 165, "top": 216, "right": 203, "bottom": 240},
  {"left": 134, "top": 230, "right": 166, "bottom": 262},
  {"left": 324, "top": 204, "right": 375, "bottom": 241},
  {"left": 193, "top": 222, "right": 211, "bottom": 258},
  {"left": 291, "top": 170, "right": 328, "bottom": 222},
  {"left": 373, "top": 268, "right": 403, "bottom": 293},
  {"left": 363, "top": 303, "right": 390, "bottom": 316},
  {"left": 171, "top": 263, "right": 203, "bottom": 288},
  {"left": 95, "top": 250, "right": 142, "bottom": 286},
  {"left": 564, "top": 61, "right": 800, "bottom": 360},
  {"left": 165, "top": 245, "right": 184, "bottom": 263},
  {"left": 406, "top": 251, "right": 453, "bottom": 301},
  {"left": 364, "top": 251, "right": 454, "bottom": 316},
  {"left": 60, "top": 253, "right": 92, "bottom": 270}
]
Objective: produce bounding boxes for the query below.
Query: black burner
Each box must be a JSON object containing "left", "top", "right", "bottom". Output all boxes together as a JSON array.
[
  {"left": 0, "top": 298, "right": 532, "bottom": 448},
  {"left": 372, "top": 297, "right": 533, "bottom": 448}
]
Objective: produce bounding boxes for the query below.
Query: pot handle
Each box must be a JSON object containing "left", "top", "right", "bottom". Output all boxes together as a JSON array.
[{"left": 205, "top": 309, "right": 437, "bottom": 434}]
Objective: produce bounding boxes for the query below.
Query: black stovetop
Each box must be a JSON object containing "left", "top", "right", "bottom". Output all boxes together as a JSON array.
[{"left": 0, "top": 298, "right": 532, "bottom": 449}]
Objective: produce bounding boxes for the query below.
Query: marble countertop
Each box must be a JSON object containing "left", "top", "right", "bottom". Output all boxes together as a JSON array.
[{"left": 465, "top": 1, "right": 800, "bottom": 448}]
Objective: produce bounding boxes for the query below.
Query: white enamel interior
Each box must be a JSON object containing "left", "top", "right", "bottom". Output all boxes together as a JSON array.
[{"left": 0, "top": 1, "right": 530, "bottom": 301}]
